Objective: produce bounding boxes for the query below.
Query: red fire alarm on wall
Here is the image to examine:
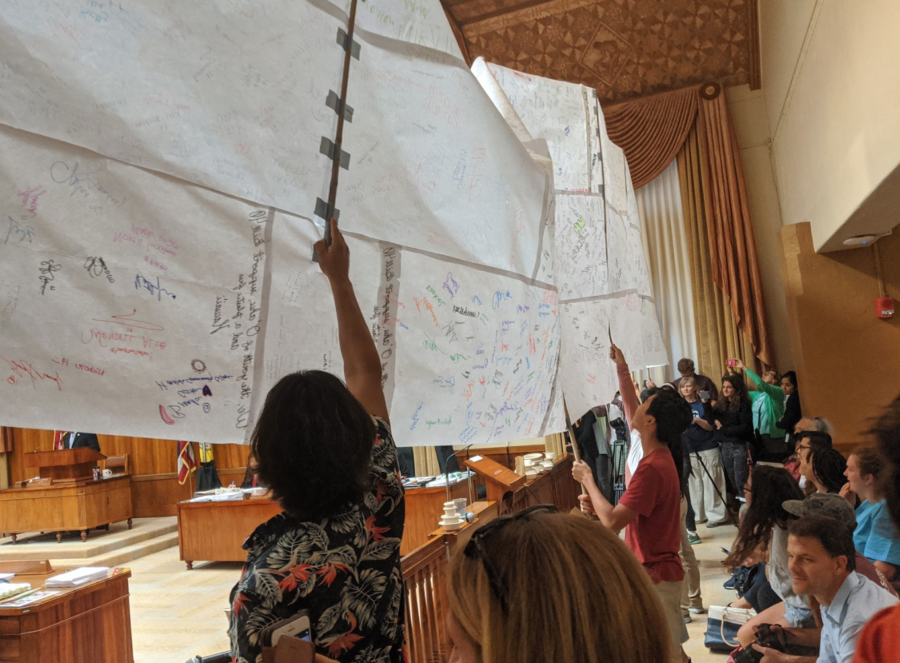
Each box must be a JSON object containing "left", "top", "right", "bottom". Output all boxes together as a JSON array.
[{"left": 875, "top": 297, "right": 895, "bottom": 319}]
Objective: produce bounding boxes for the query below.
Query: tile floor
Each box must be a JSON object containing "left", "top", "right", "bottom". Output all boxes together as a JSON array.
[{"left": 127, "top": 520, "right": 740, "bottom": 663}]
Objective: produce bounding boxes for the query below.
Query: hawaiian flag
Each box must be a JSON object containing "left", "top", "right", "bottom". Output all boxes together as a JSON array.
[{"left": 177, "top": 441, "right": 197, "bottom": 485}]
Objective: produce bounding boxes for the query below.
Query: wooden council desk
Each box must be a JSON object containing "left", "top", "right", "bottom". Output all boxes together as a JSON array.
[
  {"left": 177, "top": 498, "right": 284, "bottom": 569},
  {"left": 0, "top": 477, "right": 133, "bottom": 543},
  {"left": 177, "top": 480, "right": 473, "bottom": 566},
  {"left": 0, "top": 570, "right": 133, "bottom": 663}
]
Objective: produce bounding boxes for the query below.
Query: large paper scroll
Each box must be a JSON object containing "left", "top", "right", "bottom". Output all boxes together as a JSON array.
[
  {"left": 0, "top": 0, "right": 344, "bottom": 219},
  {"left": 0, "top": 0, "right": 662, "bottom": 446},
  {"left": 391, "top": 252, "right": 563, "bottom": 445},
  {"left": 340, "top": 32, "right": 548, "bottom": 278},
  {"left": 476, "top": 61, "right": 667, "bottom": 418},
  {"left": 0, "top": 126, "right": 266, "bottom": 441}
]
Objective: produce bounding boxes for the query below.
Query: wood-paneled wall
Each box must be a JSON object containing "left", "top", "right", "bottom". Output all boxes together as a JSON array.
[{"left": 3, "top": 428, "right": 251, "bottom": 517}]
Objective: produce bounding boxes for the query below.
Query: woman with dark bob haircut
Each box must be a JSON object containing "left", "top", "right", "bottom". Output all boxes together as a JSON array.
[{"left": 229, "top": 219, "right": 405, "bottom": 663}]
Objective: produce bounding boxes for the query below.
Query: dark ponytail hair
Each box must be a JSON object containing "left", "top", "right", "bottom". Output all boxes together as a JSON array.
[
  {"left": 783, "top": 370, "right": 798, "bottom": 392},
  {"left": 644, "top": 388, "right": 693, "bottom": 495},
  {"left": 811, "top": 448, "right": 848, "bottom": 494},
  {"left": 724, "top": 466, "right": 803, "bottom": 569}
]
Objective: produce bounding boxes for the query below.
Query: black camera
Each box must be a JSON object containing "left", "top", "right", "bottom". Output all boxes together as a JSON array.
[
  {"left": 732, "top": 624, "right": 818, "bottom": 663},
  {"left": 732, "top": 624, "right": 785, "bottom": 663},
  {"left": 609, "top": 417, "right": 628, "bottom": 443}
]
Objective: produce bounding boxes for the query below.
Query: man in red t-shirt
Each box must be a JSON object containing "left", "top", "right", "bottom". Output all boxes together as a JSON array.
[
  {"left": 854, "top": 393, "right": 900, "bottom": 663},
  {"left": 574, "top": 344, "right": 693, "bottom": 663}
]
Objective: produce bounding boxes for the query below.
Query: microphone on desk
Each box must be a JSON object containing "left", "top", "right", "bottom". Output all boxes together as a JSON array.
[
  {"left": 442, "top": 444, "right": 476, "bottom": 509},
  {"left": 441, "top": 444, "right": 475, "bottom": 504},
  {"left": 461, "top": 443, "right": 475, "bottom": 511},
  {"left": 441, "top": 447, "right": 457, "bottom": 504}
]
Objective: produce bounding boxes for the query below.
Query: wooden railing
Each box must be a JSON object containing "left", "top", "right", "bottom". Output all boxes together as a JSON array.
[
  {"left": 401, "top": 501, "right": 499, "bottom": 663},
  {"left": 403, "top": 533, "right": 451, "bottom": 663},
  {"left": 401, "top": 456, "right": 580, "bottom": 662}
]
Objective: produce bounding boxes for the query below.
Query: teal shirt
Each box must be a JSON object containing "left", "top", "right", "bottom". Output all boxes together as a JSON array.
[
  {"left": 745, "top": 369, "right": 785, "bottom": 438},
  {"left": 855, "top": 499, "right": 900, "bottom": 566}
]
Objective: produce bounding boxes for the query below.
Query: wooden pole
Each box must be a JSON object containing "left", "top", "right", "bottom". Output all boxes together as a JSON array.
[{"left": 563, "top": 396, "right": 586, "bottom": 497}]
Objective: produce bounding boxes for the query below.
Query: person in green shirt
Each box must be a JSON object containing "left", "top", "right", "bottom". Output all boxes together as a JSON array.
[{"left": 730, "top": 359, "right": 789, "bottom": 463}]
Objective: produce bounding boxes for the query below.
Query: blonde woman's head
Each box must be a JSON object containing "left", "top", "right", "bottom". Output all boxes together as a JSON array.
[
  {"left": 447, "top": 509, "right": 669, "bottom": 663},
  {"left": 679, "top": 376, "right": 698, "bottom": 400}
]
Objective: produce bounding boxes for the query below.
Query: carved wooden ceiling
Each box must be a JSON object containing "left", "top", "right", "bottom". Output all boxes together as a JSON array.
[{"left": 442, "top": 0, "right": 760, "bottom": 105}]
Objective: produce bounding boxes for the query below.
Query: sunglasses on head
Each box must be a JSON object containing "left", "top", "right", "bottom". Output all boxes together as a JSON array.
[{"left": 463, "top": 504, "right": 558, "bottom": 613}]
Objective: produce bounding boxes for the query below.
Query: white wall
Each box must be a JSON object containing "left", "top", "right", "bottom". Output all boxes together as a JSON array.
[{"left": 760, "top": 0, "right": 900, "bottom": 251}]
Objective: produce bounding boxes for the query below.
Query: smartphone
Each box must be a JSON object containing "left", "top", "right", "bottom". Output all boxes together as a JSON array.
[
  {"left": 261, "top": 612, "right": 311, "bottom": 648},
  {"left": 726, "top": 359, "right": 737, "bottom": 367},
  {"left": 699, "top": 390, "right": 710, "bottom": 400}
]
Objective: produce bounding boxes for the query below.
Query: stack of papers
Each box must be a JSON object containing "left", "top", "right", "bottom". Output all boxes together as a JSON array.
[
  {"left": 45, "top": 567, "right": 109, "bottom": 588},
  {"left": 0, "top": 583, "right": 32, "bottom": 601},
  {"left": 189, "top": 491, "right": 245, "bottom": 503},
  {"left": 425, "top": 471, "right": 474, "bottom": 488},
  {"left": 0, "top": 573, "right": 15, "bottom": 581}
]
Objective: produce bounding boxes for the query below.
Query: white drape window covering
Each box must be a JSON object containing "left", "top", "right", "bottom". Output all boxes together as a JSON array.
[{"left": 635, "top": 158, "right": 697, "bottom": 385}]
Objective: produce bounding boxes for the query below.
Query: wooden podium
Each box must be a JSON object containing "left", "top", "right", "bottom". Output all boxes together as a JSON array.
[
  {"left": 24, "top": 448, "right": 106, "bottom": 483},
  {"left": 464, "top": 455, "right": 526, "bottom": 513}
]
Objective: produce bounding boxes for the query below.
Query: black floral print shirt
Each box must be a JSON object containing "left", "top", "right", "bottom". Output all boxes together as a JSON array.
[{"left": 229, "top": 418, "right": 405, "bottom": 663}]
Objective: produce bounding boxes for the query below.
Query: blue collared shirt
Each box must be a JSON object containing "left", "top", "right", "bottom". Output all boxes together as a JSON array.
[{"left": 819, "top": 571, "right": 898, "bottom": 663}]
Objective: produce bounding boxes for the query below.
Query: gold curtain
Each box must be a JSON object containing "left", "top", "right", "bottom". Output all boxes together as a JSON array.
[
  {"left": 604, "top": 86, "right": 699, "bottom": 189},
  {"left": 695, "top": 90, "right": 774, "bottom": 367},
  {"left": 678, "top": 125, "right": 761, "bottom": 382},
  {"left": 413, "top": 446, "right": 441, "bottom": 477}
]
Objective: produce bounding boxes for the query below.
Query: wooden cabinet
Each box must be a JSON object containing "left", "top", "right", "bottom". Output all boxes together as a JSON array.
[
  {"left": 0, "top": 477, "right": 133, "bottom": 542},
  {"left": 400, "top": 480, "right": 471, "bottom": 557},
  {"left": 177, "top": 499, "right": 284, "bottom": 569},
  {"left": 0, "top": 571, "right": 133, "bottom": 663}
]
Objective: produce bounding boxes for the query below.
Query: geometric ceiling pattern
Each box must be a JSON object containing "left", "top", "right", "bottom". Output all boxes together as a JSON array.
[{"left": 443, "top": 0, "right": 758, "bottom": 105}]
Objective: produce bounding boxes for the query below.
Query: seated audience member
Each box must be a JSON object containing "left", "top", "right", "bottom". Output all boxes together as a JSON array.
[
  {"left": 775, "top": 371, "right": 802, "bottom": 439},
  {"left": 781, "top": 493, "right": 898, "bottom": 597},
  {"left": 679, "top": 378, "right": 728, "bottom": 531},
  {"left": 843, "top": 447, "right": 900, "bottom": 583},
  {"left": 795, "top": 417, "right": 836, "bottom": 436},
  {"left": 573, "top": 343, "right": 693, "bottom": 663},
  {"left": 751, "top": 516, "right": 898, "bottom": 663},
  {"left": 229, "top": 221, "right": 405, "bottom": 663},
  {"left": 447, "top": 508, "right": 670, "bottom": 663},
  {"left": 725, "top": 466, "right": 813, "bottom": 647},
  {"left": 725, "top": 470, "right": 780, "bottom": 615},
  {"left": 784, "top": 419, "right": 833, "bottom": 481},
  {"left": 731, "top": 358, "right": 789, "bottom": 462},
  {"left": 803, "top": 448, "right": 848, "bottom": 495},
  {"left": 855, "top": 394, "right": 900, "bottom": 662},
  {"left": 732, "top": 492, "right": 900, "bottom": 619},
  {"left": 712, "top": 374, "right": 754, "bottom": 503},
  {"left": 794, "top": 430, "right": 834, "bottom": 488},
  {"left": 673, "top": 357, "right": 718, "bottom": 402}
]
